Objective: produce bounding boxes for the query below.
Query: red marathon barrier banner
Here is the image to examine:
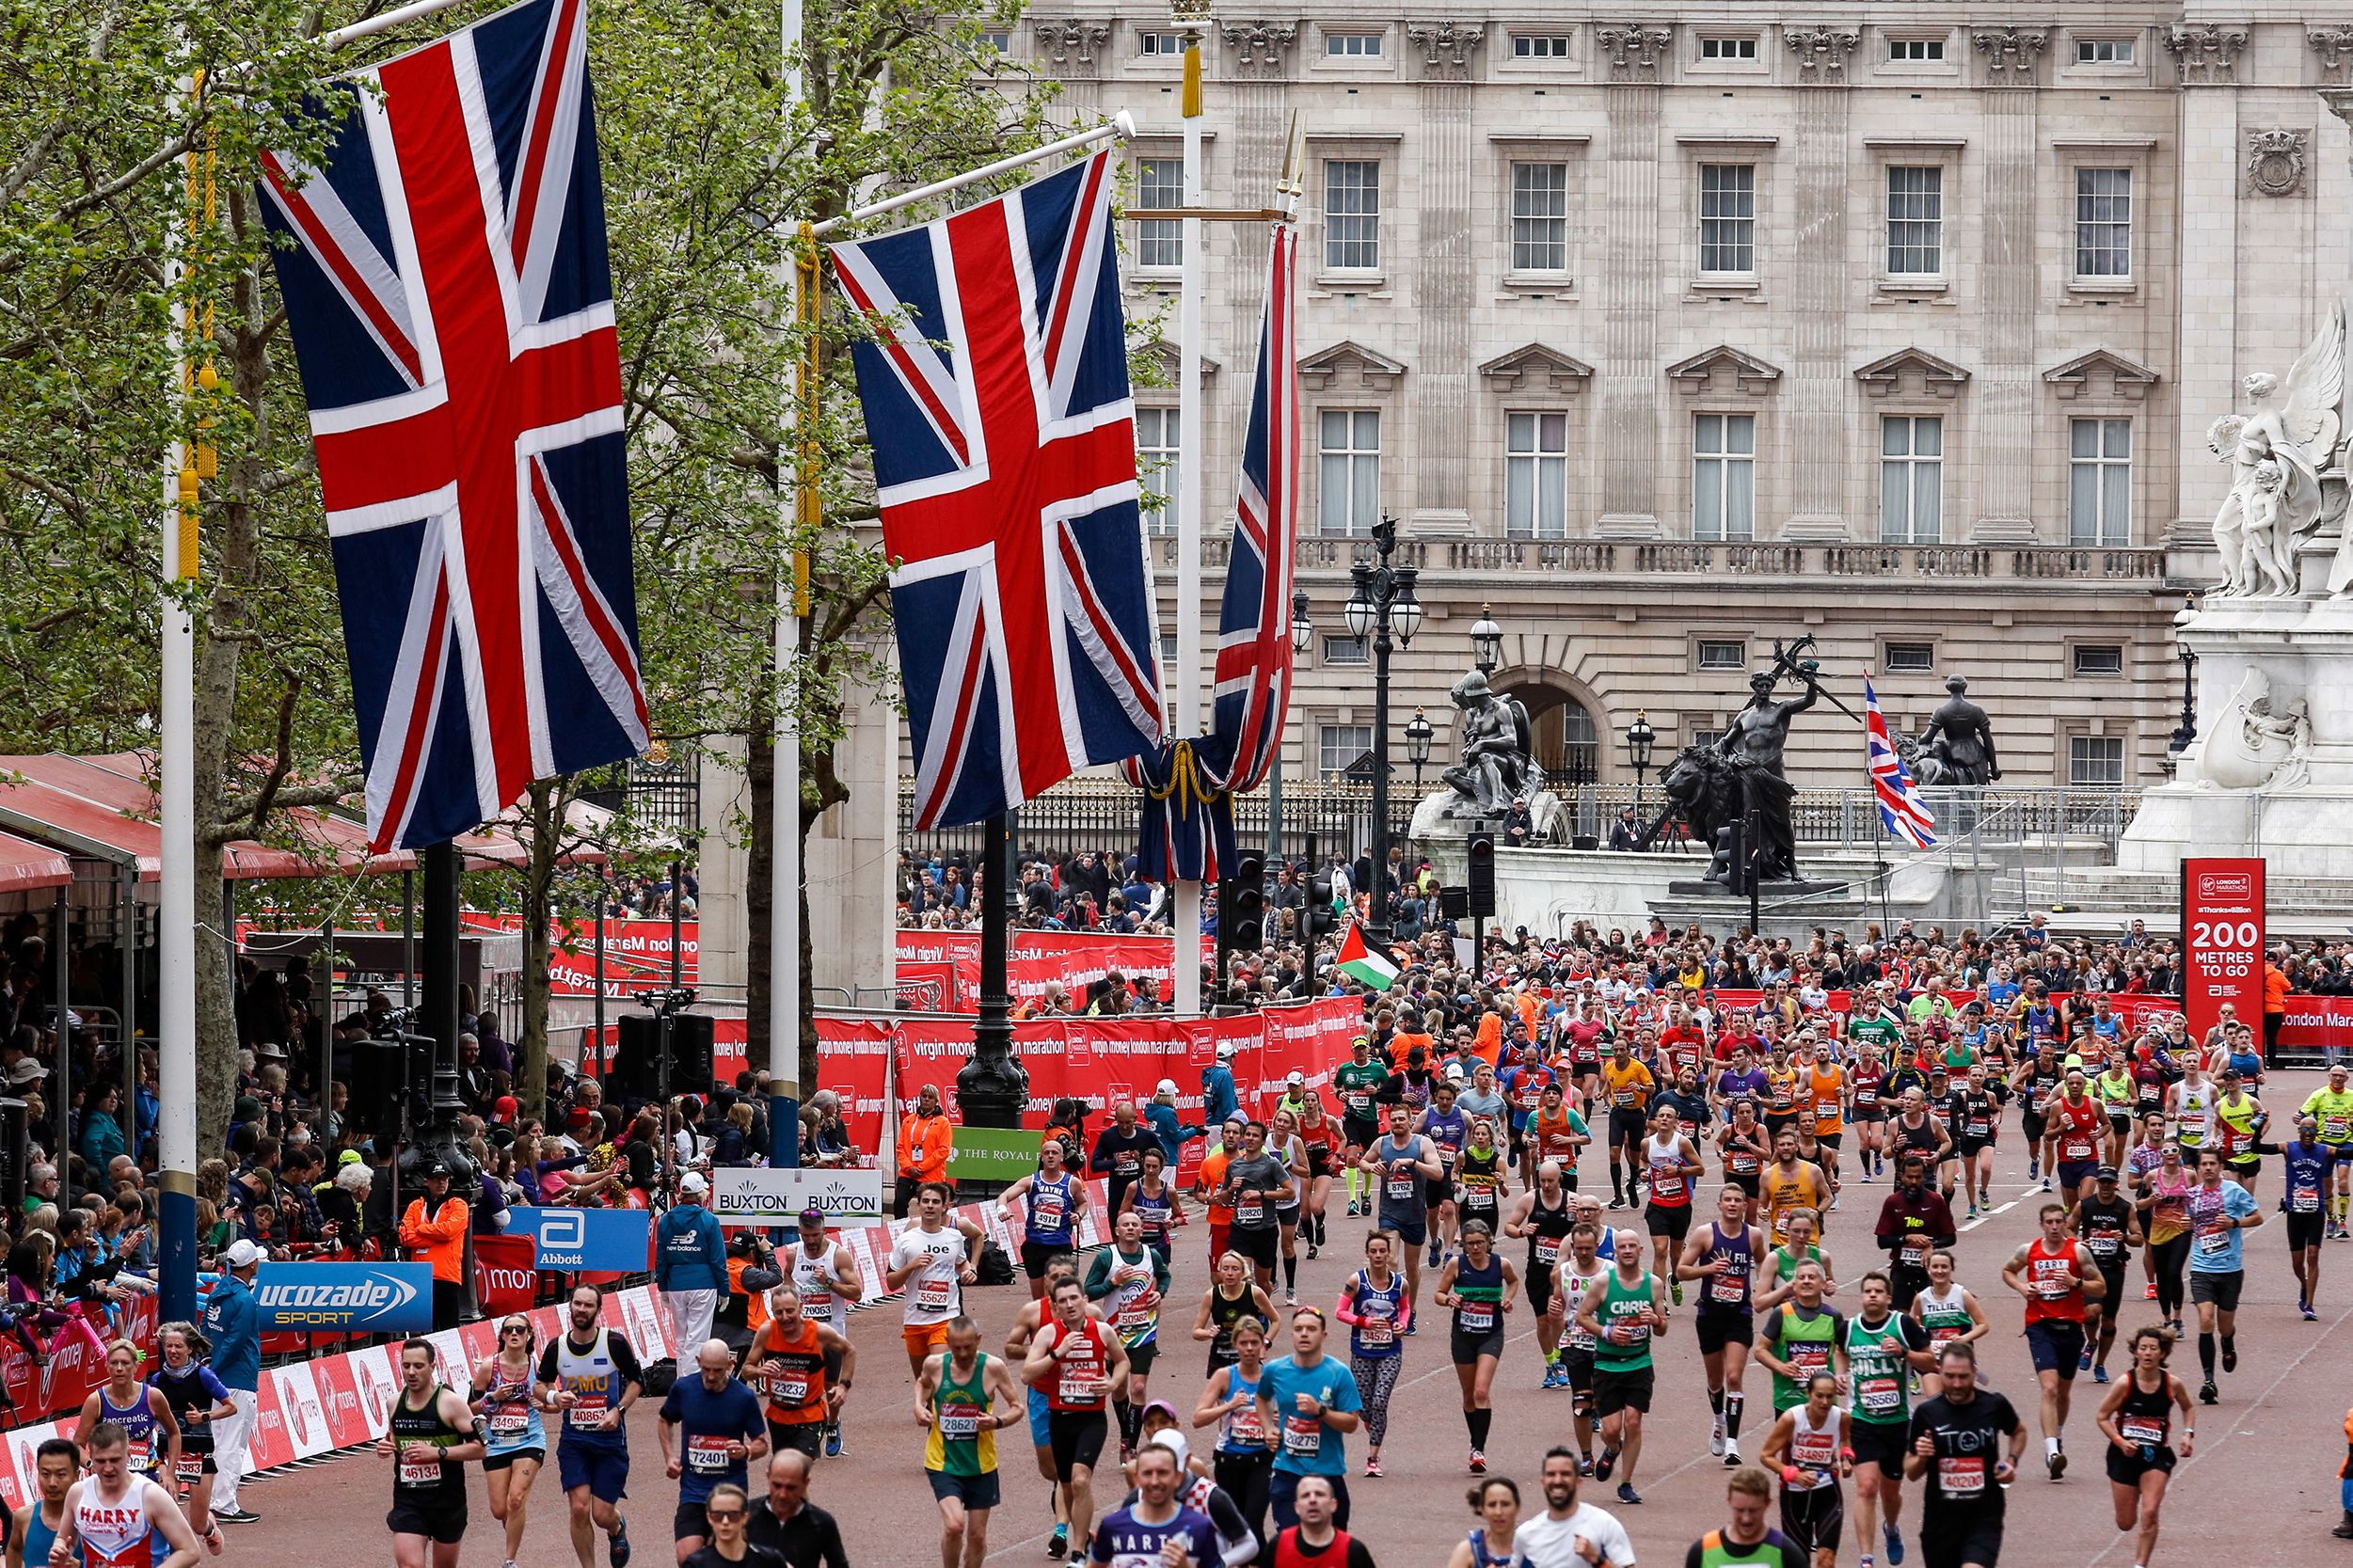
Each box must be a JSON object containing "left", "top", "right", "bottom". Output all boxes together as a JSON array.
[{"left": 895, "top": 930, "right": 1215, "bottom": 1013}]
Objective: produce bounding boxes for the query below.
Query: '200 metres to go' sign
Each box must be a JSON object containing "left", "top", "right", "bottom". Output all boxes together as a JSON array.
[{"left": 711, "top": 1167, "right": 884, "bottom": 1227}]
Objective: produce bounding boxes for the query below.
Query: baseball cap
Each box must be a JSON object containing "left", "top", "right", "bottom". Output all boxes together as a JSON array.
[
  {"left": 680, "top": 1171, "right": 709, "bottom": 1196},
  {"left": 1285, "top": 1070, "right": 1304, "bottom": 1086},
  {"left": 1215, "top": 1042, "right": 1236, "bottom": 1061},
  {"left": 492, "top": 1095, "right": 519, "bottom": 1124},
  {"left": 2094, "top": 1164, "right": 2119, "bottom": 1181},
  {"left": 1155, "top": 1079, "right": 1178, "bottom": 1098},
  {"left": 339, "top": 1149, "right": 365, "bottom": 1168},
  {"left": 223, "top": 1240, "right": 264, "bottom": 1269},
  {"left": 423, "top": 1161, "right": 452, "bottom": 1180},
  {"left": 1146, "top": 1429, "right": 1189, "bottom": 1465}
]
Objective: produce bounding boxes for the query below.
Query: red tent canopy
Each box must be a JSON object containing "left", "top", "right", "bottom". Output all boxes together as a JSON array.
[{"left": 0, "top": 831, "right": 71, "bottom": 893}]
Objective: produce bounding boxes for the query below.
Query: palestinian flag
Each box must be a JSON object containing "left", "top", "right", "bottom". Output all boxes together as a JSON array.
[{"left": 1335, "top": 924, "right": 1399, "bottom": 990}]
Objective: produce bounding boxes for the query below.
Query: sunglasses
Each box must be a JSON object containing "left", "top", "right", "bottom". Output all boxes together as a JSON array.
[
  {"left": 501, "top": 1324, "right": 532, "bottom": 1338},
  {"left": 706, "top": 1508, "right": 745, "bottom": 1522}
]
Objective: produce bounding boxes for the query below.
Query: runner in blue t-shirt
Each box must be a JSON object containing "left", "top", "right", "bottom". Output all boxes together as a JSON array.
[
  {"left": 657, "top": 1340, "right": 769, "bottom": 1561},
  {"left": 1252, "top": 1309, "right": 1363, "bottom": 1531},
  {"left": 1088, "top": 1445, "right": 1216, "bottom": 1567},
  {"left": 2185, "top": 1149, "right": 2263, "bottom": 1406}
]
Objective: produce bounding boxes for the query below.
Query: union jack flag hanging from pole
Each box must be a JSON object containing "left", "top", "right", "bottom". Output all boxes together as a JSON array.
[
  {"left": 831, "top": 150, "right": 1164, "bottom": 830},
  {"left": 1865, "top": 676, "right": 1938, "bottom": 849},
  {"left": 1210, "top": 223, "right": 1298, "bottom": 795},
  {"left": 261, "top": 0, "right": 648, "bottom": 852}
]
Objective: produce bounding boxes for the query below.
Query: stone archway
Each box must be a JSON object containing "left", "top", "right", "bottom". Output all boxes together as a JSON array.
[{"left": 1494, "top": 674, "right": 1602, "bottom": 784}]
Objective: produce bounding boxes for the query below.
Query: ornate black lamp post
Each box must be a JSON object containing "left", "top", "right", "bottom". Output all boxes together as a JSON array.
[
  {"left": 1406, "top": 708, "right": 1434, "bottom": 790},
  {"left": 1344, "top": 515, "right": 1420, "bottom": 943},
  {"left": 2166, "top": 592, "right": 2199, "bottom": 777},
  {"left": 1627, "top": 709, "right": 1657, "bottom": 825},
  {"left": 1471, "top": 603, "right": 1502, "bottom": 677}
]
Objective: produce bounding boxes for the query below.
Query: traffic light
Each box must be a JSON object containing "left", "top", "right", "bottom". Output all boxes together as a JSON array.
[
  {"left": 1722, "top": 821, "right": 1754, "bottom": 898},
  {"left": 1308, "top": 870, "right": 1338, "bottom": 939},
  {"left": 1227, "top": 852, "right": 1266, "bottom": 951},
  {"left": 1467, "top": 830, "right": 1497, "bottom": 917}
]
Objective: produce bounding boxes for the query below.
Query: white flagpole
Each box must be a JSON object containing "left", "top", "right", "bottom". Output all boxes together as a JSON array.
[{"left": 1171, "top": 24, "right": 1207, "bottom": 1019}]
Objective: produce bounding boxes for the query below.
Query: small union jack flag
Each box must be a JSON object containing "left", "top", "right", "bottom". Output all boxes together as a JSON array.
[
  {"left": 1866, "top": 676, "right": 1938, "bottom": 849},
  {"left": 831, "top": 150, "right": 1164, "bottom": 830},
  {"left": 1210, "top": 223, "right": 1298, "bottom": 795},
  {"left": 261, "top": 0, "right": 648, "bottom": 852}
]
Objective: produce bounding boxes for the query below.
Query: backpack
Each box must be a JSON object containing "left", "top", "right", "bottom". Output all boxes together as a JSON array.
[{"left": 976, "top": 1242, "right": 1016, "bottom": 1288}]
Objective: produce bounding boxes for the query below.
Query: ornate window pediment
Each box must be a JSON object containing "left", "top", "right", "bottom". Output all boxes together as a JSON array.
[
  {"left": 1298, "top": 340, "right": 1407, "bottom": 391},
  {"left": 1665, "top": 344, "right": 1783, "bottom": 396},
  {"left": 1853, "top": 346, "right": 1971, "bottom": 399},
  {"left": 2042, "top": 347, "right": 2158, "bottom": 401},
  {"left": 1476, "top": 342, "right": 1594, "bottom": 392},
  {"left": 1136, "top": 340, "right": 1219, "bottom": 385}
]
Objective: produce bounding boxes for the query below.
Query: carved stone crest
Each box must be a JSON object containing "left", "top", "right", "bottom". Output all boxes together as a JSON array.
[
  {"left": 1031, "top": 19, "right": 1110, "bottom": 75},
  {"left": 2166, "top": 23, "right": 2249, "bottom": 86},
  {"left": 1783, "top": 26, "right": 1860, "bottom": 81},
  {"left": 1406, "top": 21, "right": 1484, "bottom": 76},
  {"left": 2247, "top": 128, "right": 2309, "bottom": 198},
  {"left": 1595, "top": 24, "right": 1673, "bottom": 84},
  {"left": 1970, "top": 26, "right": 2047, "bottom": 85},
  {"left": 1217, "top": 20, "right": 1297, "bottom": 77},
  {"left": 2314, "top": 26, "right": 2353, "bottom": 82}
]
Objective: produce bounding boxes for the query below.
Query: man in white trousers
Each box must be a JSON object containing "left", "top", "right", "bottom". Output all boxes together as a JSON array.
[
  {"left": 657, "top": 1171, "right": 726, "bottom": 1360},
  {"left": 202, "top": 1239, "right": 264, "bottom": 1524}
]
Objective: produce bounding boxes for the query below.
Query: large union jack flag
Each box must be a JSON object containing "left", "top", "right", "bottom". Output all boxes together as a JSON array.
[
  {"left": 1210, "top": 224, "right": 1298, "bottom": 795},
  {"left": 261, "top": 0, "right": 647, "bottom": 852},
  {"left": 830, "top": 150, "right": 1164, "bottom": 831},
  {"left": 1866, "top": 676, "right": 1938, "bottom": 850}
]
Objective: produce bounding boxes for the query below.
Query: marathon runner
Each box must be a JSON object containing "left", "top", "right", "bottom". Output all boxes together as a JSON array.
[
  {"left": 1886, "top": 1093, "right": 1951, "bottom": 1201},
  {"left": 8, "top": 1438, "right": 76, "bottom": 1568},
  {"left": 1718, "top": 1101, "right": 1772, "bottom": 1227},
  {"left": 1842, "top": 1273, "right": 1933, "bottom": 1568},
  {"left": 1296, "top": 1097, "right": 1344, "bottom": 1260},
  {"left": 2073, "top": 1168, "right": 2142, "bottom": 1382},
  {"left": 1445, "top": 1476, "right": 1530, "bottom": 1568},
  {"left": 147, "top": 1323, "right": 231, "bottom": 1557},
  {"left": 1909, "top": 1251, "right": 1990, "bottom": 1401},
  {"left": 2012, "top": 1045, "right": 2065, "bottom": 1189},
  {"left": 1193, "top": 1313, "right": 1274, "bottom": 1540},
  {"left": 2002, "top": 1202, "right": 2105, "bottom": 1478},
  {"left": 1553, "top": 1224, "right": 1613, "bottom": 1475},
  {"left": 1011, "top": 1257, "right": 1097, "bottom": 1560},
  {"left": 917, "top": 1315, "right": 1023, "bottom": 1568},
  {"left": 1419, "top": 1081, "right": 1471, "bottom": 1267},
  {"left": 752, "top": 1286, "right": 854, "bottom": 1460},
  {"left": 1600, "top": 1039, "right": 1657, "bottom": 1211},
  {"left": 1759, "top": 1132, "right": 1832, "bottom": 1250},
  {"left": 1516, "top": 1444, "right": 1637, "bottom": 1567},
  {"left": 1022, "top": 1275, "right": 1129, "bottom": 1559},
  {"left": 76, "top": 1341, "right": 179, "bottom": 1489},
  {"left": 1193, "top": 1253, "right": 1278, "bottom": 1377},
  {"left": 2211, "top": 1070, "right": 2267, "bottom": 1196},
  {"left": 2298, "top": 1062, "right": 2353, "bottom": 1239},
  {"left": 1261, "top": 1475, "right": 1373, "bottom": 1568},
  {"left": 2134, "top": 1141, "right": 2194, "bottom": 1333},
  {"left": 1851, "top": 1048, "right": 1890, "bottom": 1182},
  {"left": 536, "top": 1281, "right": 644, "bottom": 1568},
  {"left": 55, "top": 1418, "right": 201, "bottom": 1568},
  {"left": 1758, "top": 1372, "right": 1848, "bottom": 1568},
  {"left": 1128, "top": 1417, "right": 1258, "bottom": 1568},
  {"left": 1642, "top": 1103, "right": 1705, "bottom": 1306},
  {"left": 1216, "top": 1122, "right": 1297, "bottom": 1300},
  {"left": 1254, "top": 1306, "right": 1364, "bottom": 1530},
  {"left": 1677, "top": 1185, "right": 1763, "bottom": 1467},
  {"left": 1335, "top": 1037, "right": 1391, "bottom": 1217},
  {"left": 1003, "top": 1140, "right": 1091, "bottom": 1302},
  {"left": 1362, "top": 1104, "right": 1443, "bottom": 1322},
  {"left": 1083, "top": 1445, "right": 1216, "bottom": 1568},
  {"left": 1454, "top": 1117, "right": 1511, "bottom": 1243},
  {"left": 2094, "top": 1053, "right": 2138, "bottom": 1170},
  {"left": 1757, "top": 1261, "right": 1843, "bottom": 1436},
  {"left": 1683, "top": 1466, "right": 1808, "bottom": 1568},
  {"left": 383, "top": 1338, "right": 485, "bottom": 1568},
  {"left": 1435, "top": 1222, "right": 1518, "bottom": 1475},
  {"left": 2184, "top": 1149, "right": 2262, "bottom": 1404},
  {"left": 1577, "top": 1229, "right": 1667, "bottom": 1507},
  {"left": 2164, "top": 1062, "right": 2216, "bottom": 1164},
  {"left": 1504, "top": 1051, "right": 1557, "bottom": 1190},
  {"left": 1948, "top": 1068, "right": 2000, "bottom": 1219},
  {"left": 469, "top": 1313, "right": 549, "bottom": 1568},
  {"left": 1333, "top": 1233, "right": 1408, "bottom": 1477},
  {"left": 1528, "top": 1085, "right": 1592, "bottom": 1196},
  {"left": 889, "top": 1183, "right": 985, "bottom": 1377},
  {"left": 1121, "top": 1148, "right": 1182, "bottom": 1265},
  {"left": 659, "top": 1339, "right": 768, "bottom": 1563},
  {"left": 2121, "top": 1113, "right": 2170, "bottom": 1304},
  {"left": 1757, "top": 1211, "right": 1837, "bottom": 1311},
  {"left": 1803, "top": 1042, "right": 1848, "bottom": 1197},
  {"left": 2092, "top": 1324, "right": 2194, "bottom": 1568},
  {"left": 1872, "top": 1153, "right": 1955, "bottom": 1311},
  {"left": 678, "top": 1483, "right": 781, "bottom": 1568},
  {"left": 1903, "top": 1343, "right": 2026, "bottom": 1568},
  {"left": 1505, "top": 1161, "right": 1577, "bottom": 1389},
  {"left": 2281, "top": 1115, "right": 2337, "bottom": 1320},
  {"left": 1085, "top": 1211, "right": 1171, "bottom": 1461},
  {"left": 778, "top": 1207, "right": 864, "bottom": 1461}
]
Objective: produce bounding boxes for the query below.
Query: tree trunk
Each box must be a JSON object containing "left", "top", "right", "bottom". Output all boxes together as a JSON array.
[{"left": 518, "top": 780, "right": 559, "bottom": 1126}]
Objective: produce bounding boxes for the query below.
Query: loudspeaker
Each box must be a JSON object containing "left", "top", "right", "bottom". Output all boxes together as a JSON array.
[
  {"left": 1439, "top": 885, "right": 1470, "bottom": 919},
  {"left": 669, "top": 1012, "right": 716, "bottom": 1096},
  {"left": 612, "top": 1011, "right": 717, "bottom": 1101},
  {"left": 346, "top": 1037, "right": 411, "bottom": 1139},
  {"left": 1467, "top": 831, "right": 1497, "bottom": 917}
]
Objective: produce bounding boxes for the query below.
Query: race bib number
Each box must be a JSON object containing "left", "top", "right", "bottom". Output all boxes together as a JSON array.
[
  {"left": 1114, "top": 1155, "right": 1139, "bottom": 1176},
  {"left": 1899, "top": 1238, "right": 1929, "bottom": 1267},
  {"left": 1790, "top": 1342, "right": 1829, "bottom": 1374},
  {"left": 567, "top": 1397, "right": 609, "bottom": 1432},
  {"left": 938, "top": 1411, "right": 981, "bottom": 1442},
  {"left": 490, "top": 1408, "right": 530, "bottom": 1435},
  {"left": 1282, "top": 1416, "right": 1323, "bottom": 1457},
  {"left": 2197, "top": 1226, "right": 2230, "bottom": 1256},
  {"left": 1859, "top": 1376, "right": 1901, "bottom": 1414},
  {"left": 399, "top": 1458, "right": 443, "bottom": 1486},
  {"left": 1534, "top": 1238, "right": 1561, "bottom": 1266},
  {"left": 2120, "top": 1417, "right": 2166, "bottom": 1447},
  {"left": 1032, "top": 1194, "right": 1067, "bottom": 1230},
  {"left": 1116, "top": 1303, "right": 1156, "bottom": 1334},
  {"left": 1938, "top": 1455, "right": 1986, "bottom": 1497},
  {"left": 174, "top": 1454, "right": 204, "bottom": 1485},
  {"left": 1228, "top": 1407, "right": 1266, "bottom": 1448},
  {"left": 2063, "top": 1136, "right": 2095, "bottom": 1162},
  {"left": 2294, "top": 1185, "right": 2322, "bottom": 1213},
  {"left": 2325, "top": 1116, "right": 2351, "bottom": 1143},
  {"left": 1729, "top": 1151, "right": 1759, "bottom": 1175},
  {"left": 1614, "top": 1090, "right": 1636, "bottom": 1108},
  {"left": 1346, "top": 1091, "right": 1372, "bottom": 1113},
  {"left": 1966, "top": 1118, "right": 1990, "bottom": 1141},
  {"left": 1855, "top": 1086, "right": 1879, "bottom": 1108},
  {"left": 1236, "top": 1203, "right": 1264, "bottom": 1227},
  {"left": 1710, "top": 1272, "right": 1747, "bottom": 1305},
  {"left": 1357, "top": 1317, "right": 1393, "bottom": 1349},
  {"left": 1458, "top": 1303, "right": 1496, "bottom": 1333},
  {"left": 687, "top": 1435, "right": 733, "bottom": 1474},
  {"left": 916, "top": 1277, "right": 955, "bottom": 1313},
  {"left": 770, "top": 1374, "right": 809, "bottom": 1405},
  {"left": 1384, "top": 1175, "right": 1415, "bottom": 1202},
  {"left": 1058, "top": 1365, "right": 1103, "bottom": 1405},
  {"left": 2087, "top": 1233, "right": 2120, "bottom": 1259}
]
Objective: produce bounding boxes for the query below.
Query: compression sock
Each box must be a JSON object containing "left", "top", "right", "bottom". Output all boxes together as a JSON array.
[
  {"left": 2198, "top": 1332, "right": 2217, "bottom": 1378},
  {"left": 1116, "top": 1399, "right": 1139, "bottom": 1449},
  {"left": 1724, "top": 1392, "right": 1745, "bottom": 1439},
  {"left": 2221, "top": 1333, "right": 2236, "bottom": 1370},
  {"left": 1709, "top": 1386, "right": 1725, "bottom": 1418},
  {"left": 1468, "top": 1408, "right": 1492, "bottom": 1449},
  {"left": 1611, "top": 1163, "right": 1624, "bottom": 1200},
  {"left": 1282, "top": 1255, "right": 1297, "bottom": 1291}
]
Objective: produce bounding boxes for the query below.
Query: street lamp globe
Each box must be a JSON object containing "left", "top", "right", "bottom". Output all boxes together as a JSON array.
[
  {"left": 1627, "top": 709, "right": 1656, "bottom": 774},
  {"left": 1388, "top": 565, "right": 1423, "bottom": 645},
  {"left": 1471, "top": 603, "right": 1502, "bottom": 674},
  {"left": 1405, "top": 707, "right": 1433, "bottom": 767},
  {"left": 1344, "top": 566, "right": 1376, "bottom": 641},
  {"left": 1291, "top": 587, "right": 1313, "bottom": 655}
]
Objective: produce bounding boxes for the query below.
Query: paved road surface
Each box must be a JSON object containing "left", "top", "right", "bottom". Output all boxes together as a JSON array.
[{"left": 230, "top": 1069, "right": 2353, "bottom": 1566}]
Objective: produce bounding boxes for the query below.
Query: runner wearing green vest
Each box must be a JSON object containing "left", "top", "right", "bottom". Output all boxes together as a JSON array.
[
  {"left": 1687, "top": 1466, "right": 1810, "bottom": 1568},
  {"left": 1845, "top": 1273, "right": 1935, "bottom": 1568},
  {"left": 918, "top": 1320, "right": 1024, "bottom": 1568},
  {"left": 1574, "top": 1236, "right": 1667, "bottom": 1508},
  {"left": 1756, "top": 1213, "right": 1836, "bottom": 1314},
  {"left": 1757, "top": 1261, "right": 1844, "bottom": 1417}
]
